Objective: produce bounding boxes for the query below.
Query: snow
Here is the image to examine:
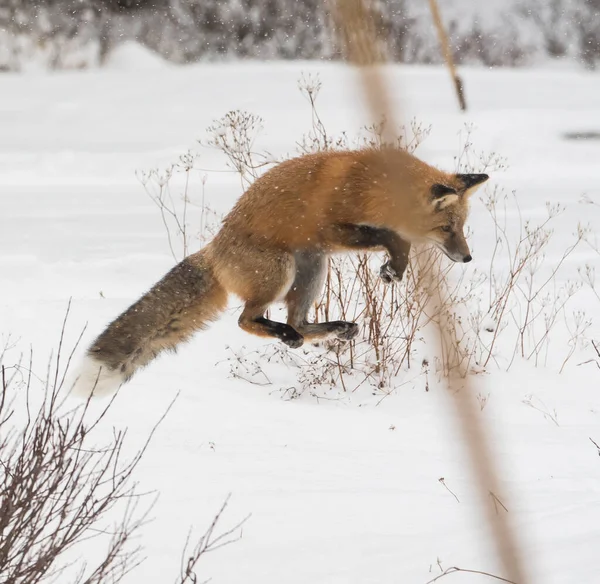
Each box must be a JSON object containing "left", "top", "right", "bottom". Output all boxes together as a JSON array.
[
  {"left": 2, "top": 50, "right": 600, "bottom": 583},
  {"left": 103, "top": 41, "right": 173, "bottom": 71}
]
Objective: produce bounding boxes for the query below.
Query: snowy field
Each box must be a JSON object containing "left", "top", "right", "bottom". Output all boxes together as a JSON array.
[{"left": 2, "top": 47, "right": 600, "bottom": 583}]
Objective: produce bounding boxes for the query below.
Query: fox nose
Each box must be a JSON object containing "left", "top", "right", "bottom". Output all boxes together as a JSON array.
[{"left": 463, "top": 254, "right": 472, "bottom": 263}]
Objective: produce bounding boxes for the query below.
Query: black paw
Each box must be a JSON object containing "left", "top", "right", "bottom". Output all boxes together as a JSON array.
[
  {"left": 334, "top": 321, "right": 359, "bottom": 341},
  {"left": 380, "top": 261, "right": 404, "bottom": 284},
  {"left": 281, "top": 329, "right": 304, "bottom": 349}
]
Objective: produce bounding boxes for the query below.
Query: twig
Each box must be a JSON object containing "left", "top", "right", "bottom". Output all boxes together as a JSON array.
[
  {"left": 425, "top": 566, "right": 518, "bottom": 584},
  {"left": 177, "top": 494, "right": 251, "bottom": 584},
  {"left": 490, "top": 491, "right": 509, "bottom": 514},
  {"left": 438, "top": 478, "right": 460, "bottom": 503}
]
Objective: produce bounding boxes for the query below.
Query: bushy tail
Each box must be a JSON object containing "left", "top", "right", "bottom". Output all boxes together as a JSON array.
[{"left": 71, "top": 250, "right": 227, "bottom": 398}]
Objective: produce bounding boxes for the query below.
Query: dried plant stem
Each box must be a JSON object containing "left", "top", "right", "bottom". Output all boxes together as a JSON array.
[
  {"left": 428, "top": 0, "right": 467, "bottom": 111},
  {"left": 425, "top": 566, "right": 518, "bottom": 584},
  {"left": 177, "top": 494, "right": 250, "bottom": 584},
  {"left": 332, "top": 1, "right": 528, "bottom": 582}
]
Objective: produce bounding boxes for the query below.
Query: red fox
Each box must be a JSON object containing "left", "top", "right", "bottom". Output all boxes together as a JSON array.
[{"left": 72, "top": 147, "right": 488, "bottom": 397}]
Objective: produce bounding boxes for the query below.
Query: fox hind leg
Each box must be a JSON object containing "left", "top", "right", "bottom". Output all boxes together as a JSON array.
[
  {"left": 224, "top": 244, "right": 304, "bottom": 347},
  {"left": 221, "top": 244, "right": 356, "bottom": 347},
  {"left": 286, "top": 251, "right": 358, "bottom": 342},
  {"left": 239, "top": 302, "right": 304, "bottom": 348}
]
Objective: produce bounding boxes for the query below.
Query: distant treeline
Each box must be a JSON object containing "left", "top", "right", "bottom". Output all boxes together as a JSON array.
[{"left": 0, "top": 0, "right": 599, "bottom": 71}]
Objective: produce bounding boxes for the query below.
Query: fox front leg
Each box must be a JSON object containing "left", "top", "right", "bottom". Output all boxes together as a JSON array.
[
  {"left": 379, "top": 259, "right": 406, "bottom": 284},
  {"left": 379, "top": 242, "right": 411, "bottom": 284},
  {"left": 327, "top": 224, "right": 411, "bottom": 284},
  {"left": 378, "top": 233, "right": 410, "bottom": 284}
]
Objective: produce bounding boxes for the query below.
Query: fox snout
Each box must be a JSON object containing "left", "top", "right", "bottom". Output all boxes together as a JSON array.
[
  {"left": 442, "top": 247, "right": 472, "bottom": 263},
  {"left": 443, "top": 242, "right": 472, "bottom": 263},
  {"left": 434, "top": 232, "right": 472, "bottom": 263}
]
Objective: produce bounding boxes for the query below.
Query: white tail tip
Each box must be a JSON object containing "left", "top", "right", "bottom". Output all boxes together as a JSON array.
[{"left": 69, "top": 355, "right": 126, "bottom": 399}]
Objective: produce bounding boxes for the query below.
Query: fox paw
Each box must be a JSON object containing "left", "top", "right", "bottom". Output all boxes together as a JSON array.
[
  {"left": 281, "top": 329, "right": 304, "bottom": 349},
  {"left": 380, "top": 261, "right": 404, "bottom": 284},
  {"left": 335, "top": 322, "right": 359, "bottom": 341}
]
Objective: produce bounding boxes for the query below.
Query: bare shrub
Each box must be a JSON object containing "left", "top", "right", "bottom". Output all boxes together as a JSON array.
[
  {"left": 145, "top": 74, "right": 589, "bottom": 399},
  {"left": 451, "top": 16, "right": 528, "bottom": 68},
  {"left": 0, "top": 311, "right": 158, "bottom": 584},
  {"left": 176, "top": 494, "right": 250, "bottom": 584},
  {"left": 518, "top": 0, "right": 572, "bottom": 58},
  {"left": 138, "top": 151, "right": 223, "bottom": 262},
  {"left": 296, "top": 72, "right": 432, "bottom": 156},
  {"left": 453, "top": 124, "right": 587, "bottom": 370},
  {"left": 203, "top": 111, "right": 276, "bottom": 189},
  {"left": 5, "top": 0, "right": 600, "bottom": 71},
  {"left": 575, "top": 0, "right": 600, "bottom": 69},
  {"left": 480, "top": 191, "right": 586, "bottom": 368},
  {"left": 0, "top": 309, "right": 247, "bottom": 583},
  {"left": 518, "top": 0, "right": 600, "bottom": 69},
  {"left": 0, "top": 1, "right": 106, "bottom": 71},
  {"left": 137, "top": 109, "right": 279, "bottom": 263}
]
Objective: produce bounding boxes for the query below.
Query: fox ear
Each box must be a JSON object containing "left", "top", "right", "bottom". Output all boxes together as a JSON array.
[
  {"left": 456, "top": 173, "right": 489, "bottom": 197},
  {"left": 432, "top": 184, "right": 456, "bottom": 198},
  {"left": 431, "top": 184, "right": 459, "bottom": 211}
]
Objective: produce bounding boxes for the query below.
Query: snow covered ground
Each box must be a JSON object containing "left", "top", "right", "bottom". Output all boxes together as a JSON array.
[{"left": 2, "top": 50, "right": 600, "bottom": 583}]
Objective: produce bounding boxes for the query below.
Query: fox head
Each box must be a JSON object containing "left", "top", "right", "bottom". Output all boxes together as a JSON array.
[{"left": 423, "top": 173, "right": 489, "bottom": 263}]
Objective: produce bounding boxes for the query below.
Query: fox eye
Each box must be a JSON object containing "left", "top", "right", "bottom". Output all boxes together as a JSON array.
[{"left": 440, "top": 225, "right": 452, "bottom": 233}]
